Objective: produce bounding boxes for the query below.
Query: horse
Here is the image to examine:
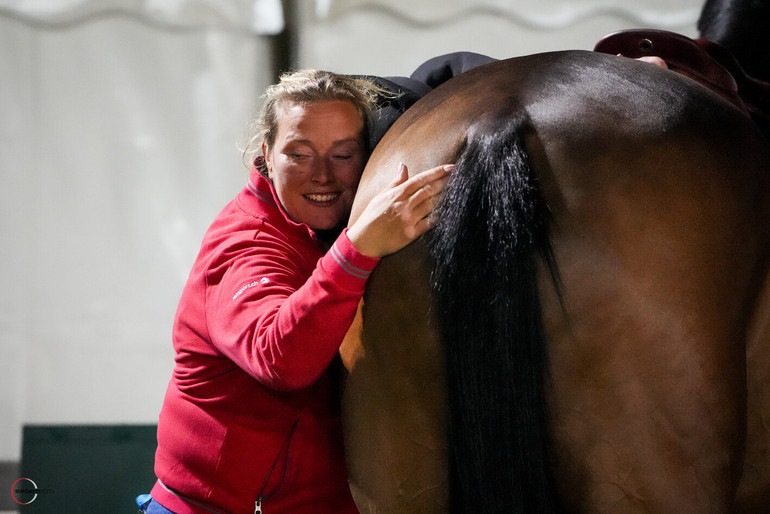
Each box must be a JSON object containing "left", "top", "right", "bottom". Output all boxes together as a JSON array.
[{"left": 339, "top": 44, "right": 770, "bottom": 513}]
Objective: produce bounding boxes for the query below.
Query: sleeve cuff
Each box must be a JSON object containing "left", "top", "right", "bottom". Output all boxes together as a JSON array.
[{"left": 320, "top": 228, "right": 380, "bottom": 291}]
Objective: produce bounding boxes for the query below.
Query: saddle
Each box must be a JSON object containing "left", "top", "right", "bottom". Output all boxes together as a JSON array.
[{"left": 595, "top": 29, "right": 770, "bottom": 137}]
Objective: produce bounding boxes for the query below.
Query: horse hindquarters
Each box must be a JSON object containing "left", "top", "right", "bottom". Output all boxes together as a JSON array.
[
  {"left": 344, "top": 51, "right": 769, "bottom": 513},
  {"left": 535, "top": 108, "right": 768, "bottom": 511}
]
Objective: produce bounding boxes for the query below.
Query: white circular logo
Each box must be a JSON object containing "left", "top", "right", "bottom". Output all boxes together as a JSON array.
[{"left": 11, "top": 477, "right": 38, "bottom": 505}]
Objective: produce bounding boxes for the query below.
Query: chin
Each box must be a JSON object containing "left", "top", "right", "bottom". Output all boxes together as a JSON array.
[
  {"left": 311, "top": 220, "right": 341, "bottom": 232},
  {"left": 310, "top": 211, "right": 349, "bottom": 232}
]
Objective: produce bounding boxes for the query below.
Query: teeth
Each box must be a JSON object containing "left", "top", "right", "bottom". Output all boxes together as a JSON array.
[{"left": 306, "top": 193, "right": 338, "bottom": 202}]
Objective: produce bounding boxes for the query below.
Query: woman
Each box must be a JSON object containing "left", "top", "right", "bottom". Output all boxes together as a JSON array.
[{"left": 143, "top": 69, "right": 452, "bottom": 513}]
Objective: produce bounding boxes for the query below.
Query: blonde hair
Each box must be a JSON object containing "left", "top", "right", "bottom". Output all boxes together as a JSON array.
[{"left": 242, "top": 69, "right": 392, "bottom": 170}]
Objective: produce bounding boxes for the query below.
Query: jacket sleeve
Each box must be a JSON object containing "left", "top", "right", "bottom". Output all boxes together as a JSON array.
[{"left": 205, "top": 228, "right": 379, "bottom": 391}]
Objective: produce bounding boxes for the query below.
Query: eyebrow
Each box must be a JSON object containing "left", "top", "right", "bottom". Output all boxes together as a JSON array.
[{"left": 284, "top": 136, "right": 362, "bottom": 147}]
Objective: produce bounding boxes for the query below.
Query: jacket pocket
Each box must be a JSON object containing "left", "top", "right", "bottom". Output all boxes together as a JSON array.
[{"left": 254, "top": 419, "right": 299, "bottom": 513}]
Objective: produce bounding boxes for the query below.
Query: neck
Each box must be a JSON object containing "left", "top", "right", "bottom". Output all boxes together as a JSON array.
[{"left": 313, "top": 223, "right": 346, "bottom": 250}]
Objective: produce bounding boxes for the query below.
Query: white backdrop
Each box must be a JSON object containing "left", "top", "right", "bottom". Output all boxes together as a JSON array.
[
  {"left": 300, "top": 0, "right": 700, "bottom": 75},
  {"left": 1, "top": 0, "right": 702, "bottom": 474},
  {"left": 0, "top": 0, "right": 278, "bottom": 467}
]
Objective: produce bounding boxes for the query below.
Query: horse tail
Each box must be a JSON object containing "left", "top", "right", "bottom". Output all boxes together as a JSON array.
[{"left": 428, "top": 111, "right": 563, "bottom": 513}]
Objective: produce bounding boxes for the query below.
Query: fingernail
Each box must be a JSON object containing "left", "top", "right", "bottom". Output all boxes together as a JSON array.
[{"left": 443, "top": 164, "right": 455, "bottom": 172}]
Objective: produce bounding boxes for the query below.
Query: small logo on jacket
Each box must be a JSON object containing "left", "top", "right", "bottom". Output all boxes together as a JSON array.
[{"left": 233, "top": 277, "right": 270, "bottom": 301}]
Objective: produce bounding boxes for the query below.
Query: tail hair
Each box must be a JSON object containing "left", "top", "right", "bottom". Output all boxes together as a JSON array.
[{"left": 428, "top": 111, "right": 562, "bottom": 513}]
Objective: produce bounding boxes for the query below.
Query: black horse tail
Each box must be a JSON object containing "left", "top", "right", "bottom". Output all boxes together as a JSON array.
[
  {"left": 697, "top": 0, "right": 770, "bottom": 82},
  {"left": 428, "top": 111, "right": 563, "bottom": 513}
]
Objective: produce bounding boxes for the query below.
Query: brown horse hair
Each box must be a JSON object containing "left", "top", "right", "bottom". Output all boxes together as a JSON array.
[{"left": 428, "top": 110, "right": 564, "bottom": 512}]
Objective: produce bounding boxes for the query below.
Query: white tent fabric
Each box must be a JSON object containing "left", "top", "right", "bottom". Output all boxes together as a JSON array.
[
  {"left": 0, "top": 0, "right": 284, "bottom": 34},
  {"left": 0, "top": 4, "right": 273, "bottom": 462},
  {"left": 315, "top": 0, "right": 699, "bottom": 29},
  {"left": 299, "top": 0, "right": 701, "bottom": 77}
]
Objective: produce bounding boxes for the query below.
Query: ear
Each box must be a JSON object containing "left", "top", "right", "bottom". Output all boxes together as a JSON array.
[{"left": 261, "top": 142, "right": 272, "bottom": 178}]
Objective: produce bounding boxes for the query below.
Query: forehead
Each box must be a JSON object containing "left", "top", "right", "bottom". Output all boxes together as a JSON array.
[{"left": 275, "top": 100, "right": 364, "bottom": 142}]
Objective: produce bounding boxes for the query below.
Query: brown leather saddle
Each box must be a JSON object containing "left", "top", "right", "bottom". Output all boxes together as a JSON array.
[{"left": 595, "top": 29, "right": 770, "bottom": 137}]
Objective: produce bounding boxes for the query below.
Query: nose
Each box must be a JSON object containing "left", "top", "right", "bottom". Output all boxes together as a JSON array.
[{"left": 312, "top": 158, "right": 333, "bottom": 184}]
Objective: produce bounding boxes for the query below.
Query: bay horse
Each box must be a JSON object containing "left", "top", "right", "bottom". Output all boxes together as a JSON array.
[{"left": 340, "top": 47, "right": 770, "bottom": 512}]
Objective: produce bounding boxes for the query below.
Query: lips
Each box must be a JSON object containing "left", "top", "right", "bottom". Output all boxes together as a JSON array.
[{"left": 304, "top": 192, "right": 340, "bottom": 204}]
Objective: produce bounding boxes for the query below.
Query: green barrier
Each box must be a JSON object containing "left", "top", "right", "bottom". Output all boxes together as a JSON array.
[{"left": 16, "top": 425, "right": 157, "bottom": 513}]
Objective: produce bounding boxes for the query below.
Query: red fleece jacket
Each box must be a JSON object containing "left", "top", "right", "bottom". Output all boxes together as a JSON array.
[{"left": 151, "top": 170, "right": 376, "bottom": 513}]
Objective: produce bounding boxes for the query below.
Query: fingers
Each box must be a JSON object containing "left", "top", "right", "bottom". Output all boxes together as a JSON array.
[
  {"left": 407, "top": 175, "right": 450, "bottom": 221},
  {"left": 409, "top": 206, "right": 440, "bottom": 239},
  {"left": 389, "top": 162, "right": 410, "bottom": 187},
  {"left": 348, "top": 161, "right": 453, "bottom": 257},
  {"left": 618, "top": 53, "right": 669, "bottom": 70},
  {"left": 400, "top": 163, "right": 454, "bottom": 197},
  {"left": 386, "top": 161, "right": 454, "bottom": 221},
  {"left": 398, "top": 163, "right": 452, "bottom": 221},
  {"left": 635, "top": 56, "right": 668, "bottom": 69}
]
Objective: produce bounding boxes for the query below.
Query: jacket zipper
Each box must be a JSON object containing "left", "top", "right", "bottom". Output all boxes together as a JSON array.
[{"left": 255, "top": 419, "right": 299, "bottom": 513}]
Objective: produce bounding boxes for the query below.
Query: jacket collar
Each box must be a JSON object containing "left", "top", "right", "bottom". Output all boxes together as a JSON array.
[{"left": 245, "top": 164, "right": 323, "bottom": 245}]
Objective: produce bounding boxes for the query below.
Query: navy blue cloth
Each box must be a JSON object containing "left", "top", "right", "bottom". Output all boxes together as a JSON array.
[
  {"left": 355, "top": 74, "right": 431, "bottom": 149},
  {"left": 410, "top": 51, "right": 498, "bottom": 89},
  {"left": 360, "top": 51, "right": 497, "bottom": 149}
]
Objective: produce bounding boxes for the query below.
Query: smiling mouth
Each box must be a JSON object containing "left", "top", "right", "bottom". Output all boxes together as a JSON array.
[{"left": 304, "top": 192, "right": 340, "bottom": 204}]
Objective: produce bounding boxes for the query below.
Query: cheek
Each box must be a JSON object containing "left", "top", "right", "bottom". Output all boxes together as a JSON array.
[
  {"left": 269, "top": 167, "right": 303, "bottom": 206},
  {"left": 271, "top": 161, "right": 308, "bottom": 186},
  {"left": 338, "top": 161, "right": 365, "bottom": 189}
]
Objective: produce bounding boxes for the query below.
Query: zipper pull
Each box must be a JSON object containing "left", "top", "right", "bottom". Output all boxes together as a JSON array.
[{"left": 254, "top": 497, "right": 263, "bottom": 514}]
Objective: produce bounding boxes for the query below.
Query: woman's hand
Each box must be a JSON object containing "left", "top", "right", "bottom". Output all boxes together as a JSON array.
[{"left": 347, "top": 162, "right": 454, "bottom": 258}]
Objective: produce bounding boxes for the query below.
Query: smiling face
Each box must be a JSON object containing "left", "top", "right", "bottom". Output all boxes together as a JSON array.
[{"left": 263, "top": 100, "right": 366, "bottom": 231}]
